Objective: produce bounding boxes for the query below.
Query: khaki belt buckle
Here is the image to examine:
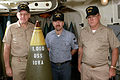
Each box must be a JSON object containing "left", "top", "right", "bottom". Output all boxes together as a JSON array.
[
  {"left": 18, "top": 56, "right": 27, "bottom": 62},
  {"left": 56, "top": 63, "right": 62, "bottom": 66}
]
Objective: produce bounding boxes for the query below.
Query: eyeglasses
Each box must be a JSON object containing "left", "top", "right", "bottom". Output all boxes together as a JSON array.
[
  {"left": 19, "top": 13, "right": 29, "bottom": 16},
  {"left": 87, "top": 14, "right": 99, "bottom": 20}
]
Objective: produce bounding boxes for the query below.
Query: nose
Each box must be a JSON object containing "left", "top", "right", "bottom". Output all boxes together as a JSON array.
[
  {"left": 21, "top": 14, "right": 25, "bottom": 18},
  {"left": 90, "top": 18, "right": 94, "bottom": 21},
  {"left": 56, "top": 21, "right": 60, "bottom": 24}
]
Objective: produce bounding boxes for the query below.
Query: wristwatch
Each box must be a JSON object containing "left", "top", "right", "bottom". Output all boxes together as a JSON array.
[{"left": 110, "top": 66, "right": 116, "bottom": 69}]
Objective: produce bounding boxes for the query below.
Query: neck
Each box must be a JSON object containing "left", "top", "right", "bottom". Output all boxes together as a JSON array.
[
  {"left": 55, "top": 29, "right": 63, "bottom": 35},
  {"left": 20, "top": 22, "right": 28, "bottom": 29}
]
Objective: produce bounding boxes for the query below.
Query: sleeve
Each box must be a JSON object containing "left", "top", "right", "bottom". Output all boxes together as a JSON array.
[
  {"left": 71, "top": 33, "right": 78, "bottom": 49},
  {"left": 78, "top": 31, "right": 83, "bottom": 47},
  {"left": 108, "top": 28, "right": 120, "bottom": 49},
  {"left": 2, "top": 25, "right": 12, "bottom": 45},
  {"left": 45, "top": 34, "right": 50, "bottom": 48}
]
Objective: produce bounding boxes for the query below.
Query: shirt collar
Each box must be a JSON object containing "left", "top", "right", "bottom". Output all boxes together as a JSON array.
[
  {"left": 16, "top": 21, "right": 31, "bottom": 30},
  {"left": 53, "top": 29, "right": 66, "bottom": 37},
  {"left": 16, "top": 21, "right": 21, "bottom": 28},
  {"left": 61, "top": 29, "right": 65, "bottom": 36}
]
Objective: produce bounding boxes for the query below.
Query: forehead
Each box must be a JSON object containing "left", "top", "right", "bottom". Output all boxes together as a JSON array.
[
  {"left": 18, "top": 10, "right": 29, "bottom": 14},
  {"left": 87, "top": 13, "right": 99, "bottom": 17},
  {"left": 53, "top": 20, "right": 64, "bottom": 23}
]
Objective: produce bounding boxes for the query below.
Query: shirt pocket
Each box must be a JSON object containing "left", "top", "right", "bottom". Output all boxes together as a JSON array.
[
  {"left": 65, "top": 41, "right": 70, "bottom": 47},
  {"left": 12, "top": 31, "right": 24, "bottom": 45},
  {"left": 96, "top": 36, "right": 108, "bottom": 47},
  {"left": 50, "top": 39, "right": 71, "bottom": 51},
  {"left": 82, "top": 36, "right": 90, "bottom": 46},
  {"left": 62, "top": 40, "right": 71, "bottom": 50},
  {"left": 97, "top": 36, "right": 108, "bottom": 43}
]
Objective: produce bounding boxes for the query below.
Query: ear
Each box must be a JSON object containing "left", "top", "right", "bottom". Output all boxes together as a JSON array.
[
  {"left": 28, "top": 13, "right": 31, "bottom": 18},
  {"left": 62, "top": 21, "right": 64, "bottom": 26},
  {"left": 16, "top": 12, "right": 19, "bottom": 18},
  {"left": 52, "top": 21, "right": 54, "bottom": 25},
  {"left": 98, "top": 14, "right": 101, "bottom": 19}
]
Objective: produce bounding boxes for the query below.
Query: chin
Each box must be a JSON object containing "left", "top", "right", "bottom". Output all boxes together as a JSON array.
[
  {"left": 90, "top": 24, "right": 95, "bottom": 27},
  {"left": 20, "top": 21, "right": 27, "bottom": 24}
]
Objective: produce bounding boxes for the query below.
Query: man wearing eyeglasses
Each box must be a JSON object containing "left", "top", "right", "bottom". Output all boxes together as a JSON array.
[
  {"left": 78, "top": 6, "right": 120, "bottom": 80},
  {"left": 3, "top": 4, "right": 34, "bottom": 80}
]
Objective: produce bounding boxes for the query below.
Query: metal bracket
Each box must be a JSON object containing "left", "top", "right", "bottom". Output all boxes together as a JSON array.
[{"left": 0, "top": 0, "right": 58, "bottom": 14}]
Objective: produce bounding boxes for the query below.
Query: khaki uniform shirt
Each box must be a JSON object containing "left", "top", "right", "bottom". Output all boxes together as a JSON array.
[
  {"left": 3, "top": 21, "right": 34, "bottom": 57},
  {"left": 79, "top": 24, "right": 120, "bottom": 66}
]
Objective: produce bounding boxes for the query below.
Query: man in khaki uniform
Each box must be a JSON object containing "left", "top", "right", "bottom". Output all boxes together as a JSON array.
[
  {"left": 78, "top": 6, "right": 120, "bottom": 80},
  {"left": 3, "top": 4, "right": 34, "bottom": 80}
]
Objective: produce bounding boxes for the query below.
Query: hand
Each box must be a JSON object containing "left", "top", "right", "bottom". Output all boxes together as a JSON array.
[
  {"left": 78, "top": 64, "right": 82, "bottom": 73},
  {"left": 6, "top": 67, "right": 13, "bottom": 77},
  {"left": 109, "top": 68, "right": 116, "bottom": 78}
]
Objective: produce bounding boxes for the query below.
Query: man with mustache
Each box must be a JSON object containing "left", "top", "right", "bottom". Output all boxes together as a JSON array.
[{"left": 45, "top": 12, "right": 78, "bottom": 80}]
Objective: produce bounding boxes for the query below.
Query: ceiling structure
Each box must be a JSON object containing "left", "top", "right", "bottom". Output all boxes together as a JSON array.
[
  {"left": 0, "top": 0, "right": 58, "bottom": 14},
  {"left": 0, "top": 0, "right": 120, "bottom": 14},
  {"left": 61, "top": 0, "right": 120, "bottom": 4}
]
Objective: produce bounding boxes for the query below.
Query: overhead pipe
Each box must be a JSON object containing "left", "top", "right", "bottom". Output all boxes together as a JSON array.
[{"left": 101, "top": 0, "right": 109, "bottom": 5}]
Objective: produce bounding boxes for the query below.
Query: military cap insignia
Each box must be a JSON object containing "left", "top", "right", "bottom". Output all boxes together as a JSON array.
[
  {"left": 55, "top": 13, "right": 61, "bottom": 18},
  {"left": 52, "top": 12, "right": 64, "bottom": 21},
  {"left": 19, "top": 4, "right": 27, "bottom": 8},
  {"left": 87, "top": 7, "right": 93, "bottom": 13}
]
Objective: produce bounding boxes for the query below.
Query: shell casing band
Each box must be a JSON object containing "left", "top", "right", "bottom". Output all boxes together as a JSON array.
[{"left": 30, "top": 27, "right": 46, "bottom": 46}]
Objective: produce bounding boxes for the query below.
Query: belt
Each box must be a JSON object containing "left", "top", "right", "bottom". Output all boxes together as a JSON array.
[
  {"left": 83, "top": 62, "right": 107, "bottom": 68},
  {"left": 51, "top": 61, "right": 71, "bottom": 66},
  {"left": 12, "top": 56, "right": 28, "bottom": 62}
]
